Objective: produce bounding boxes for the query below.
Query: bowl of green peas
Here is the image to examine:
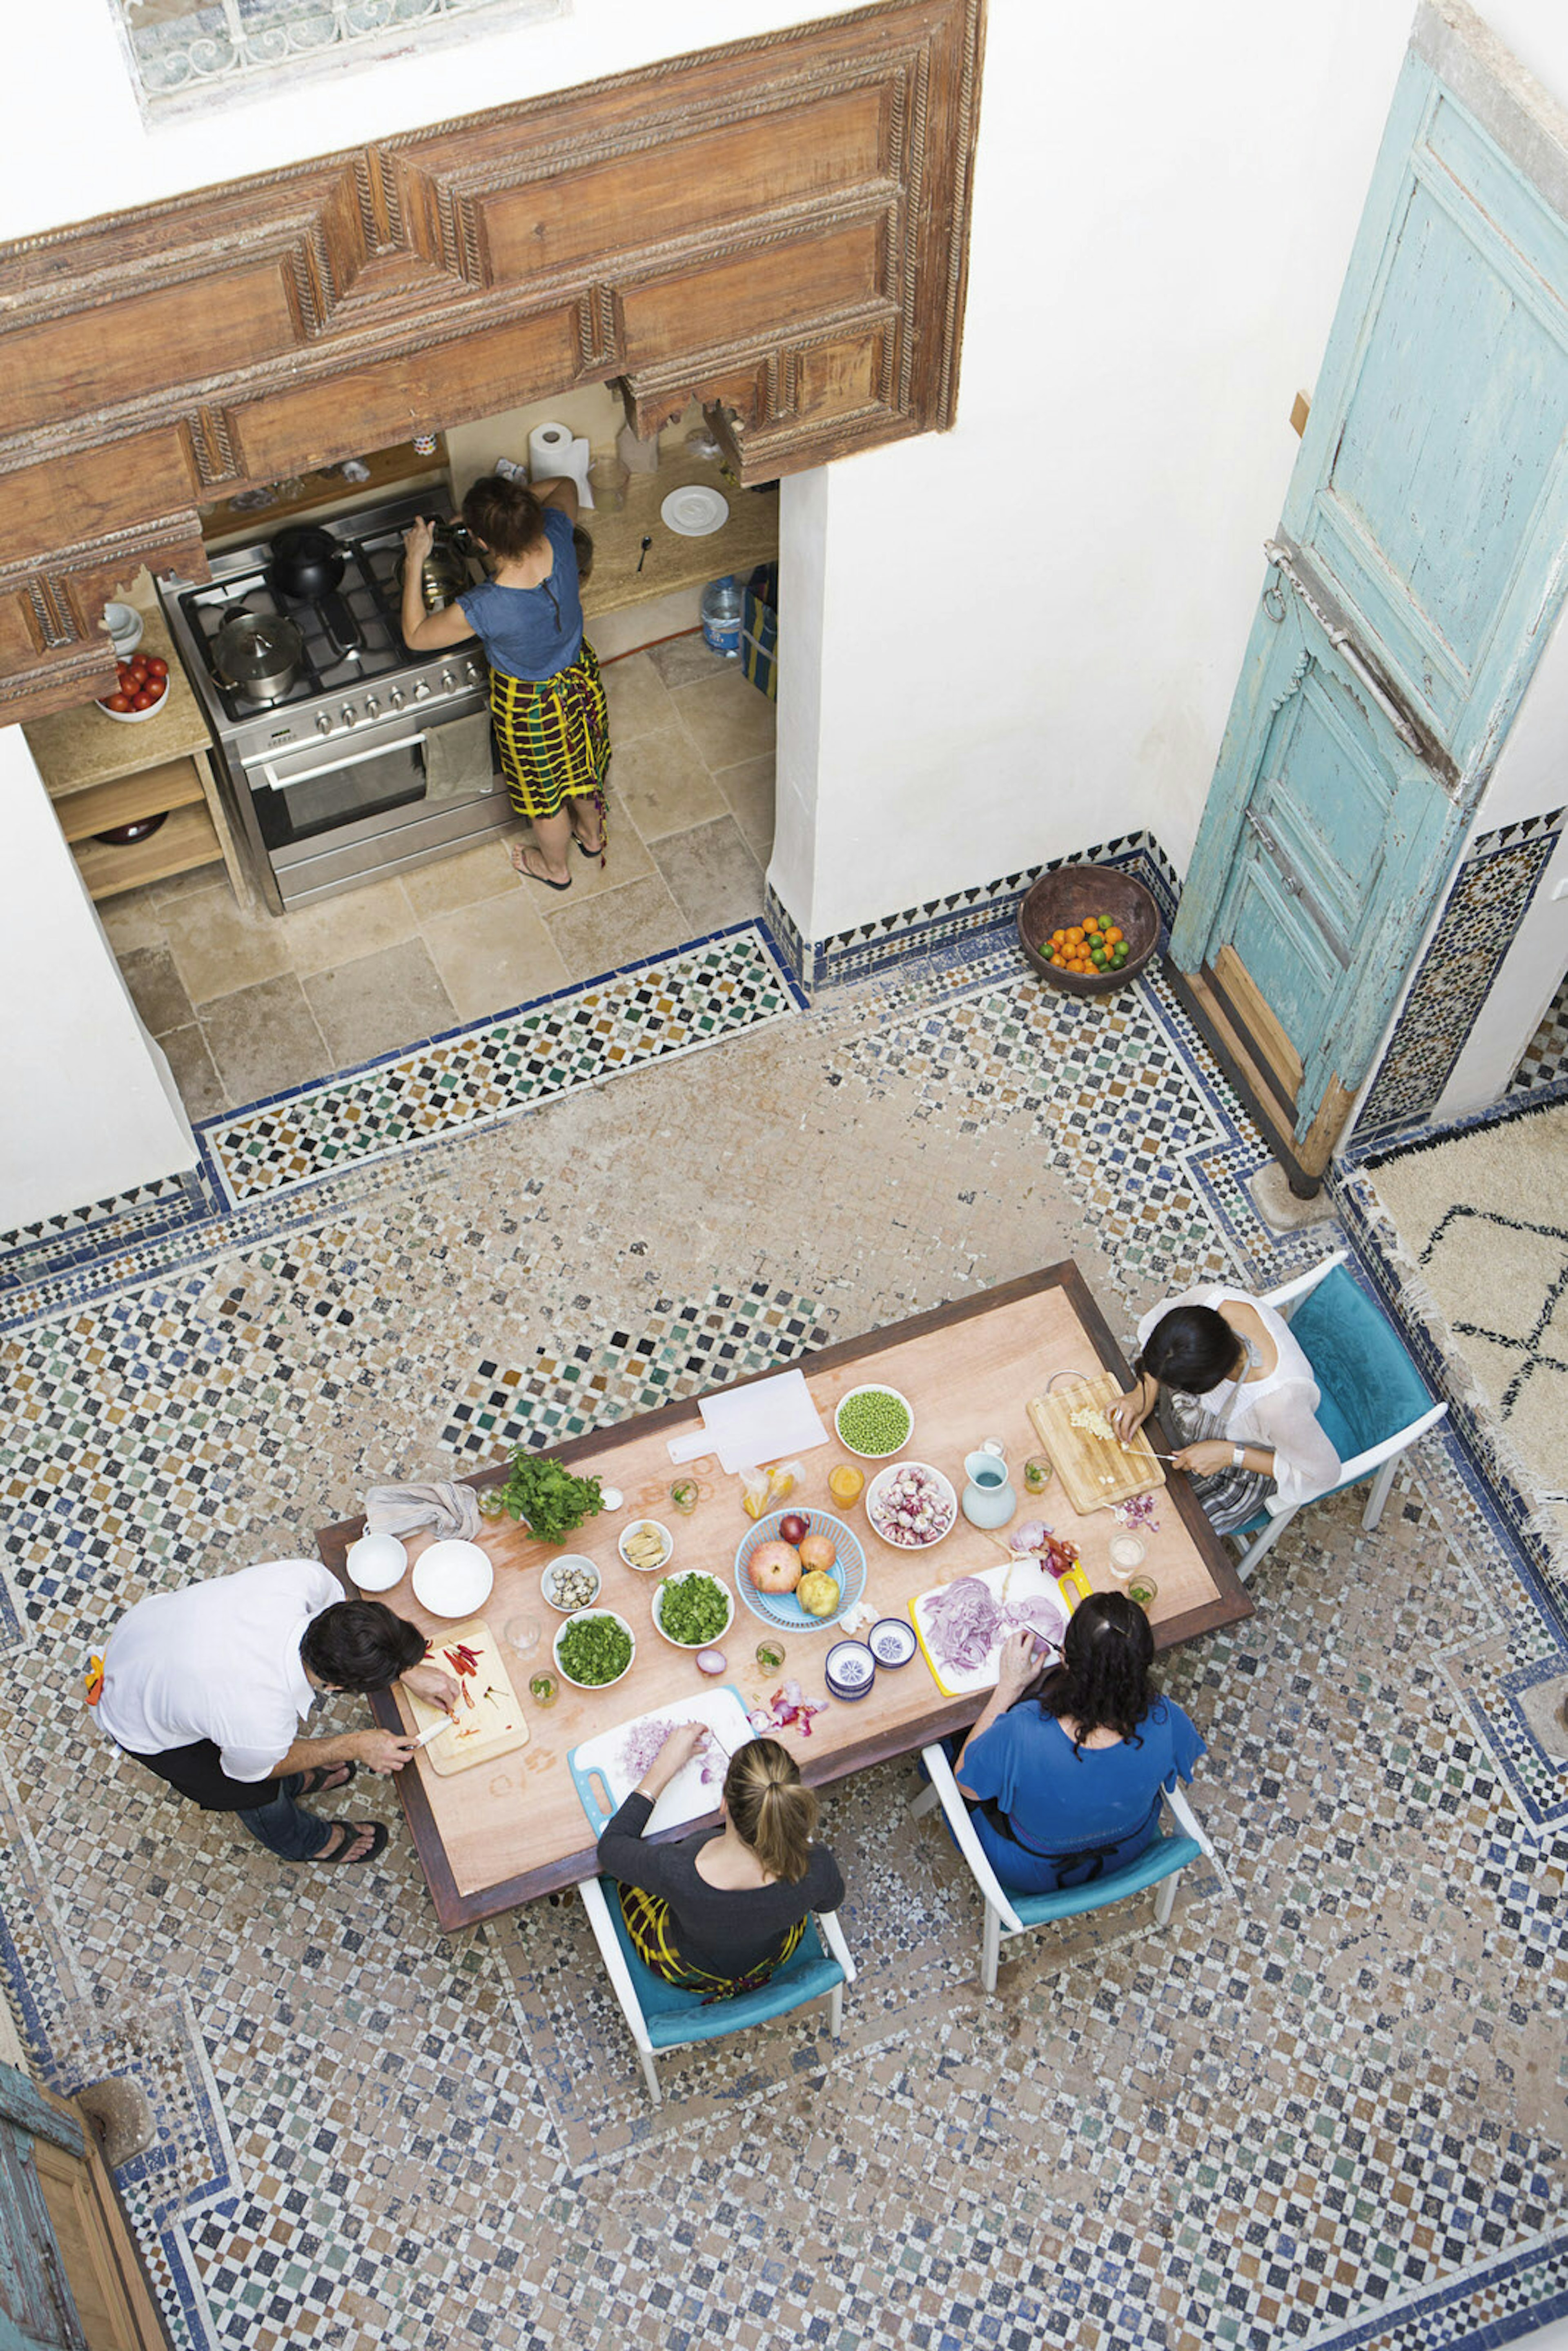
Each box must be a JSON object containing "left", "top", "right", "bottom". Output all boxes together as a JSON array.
[{"left": 834, "top": 1383, "right": 914, "bottom": 1459}]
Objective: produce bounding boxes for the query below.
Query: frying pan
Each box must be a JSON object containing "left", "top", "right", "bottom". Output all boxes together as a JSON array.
[{"left": 267, "top": 525, "right": 363, "bottom": 659}]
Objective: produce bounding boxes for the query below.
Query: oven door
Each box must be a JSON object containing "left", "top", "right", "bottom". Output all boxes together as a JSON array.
[{"left": 247, "top": 728, "right": 434, "bottom": 852}]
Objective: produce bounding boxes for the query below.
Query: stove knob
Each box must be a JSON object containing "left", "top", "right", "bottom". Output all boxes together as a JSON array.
[
  {"left": 315, "top": 712, "right": 333, "bottom": 736},
  {"left": 463, "top": 658, "right": 480, "bottom": 681},
  {"left": 413, "top": 680, "right": 432, "bottom": 702},
  {"left": 363, "top": 694, "right": 380, "bottom": 719},
  {"left": 439, "top": 668, "right": 455, "bottom": 693},
  {"left": 389, "top": 685, "right": 405, "bottom": 710},
  {"left": 341, "top": 703, "right": 357, "bottom": 726}
]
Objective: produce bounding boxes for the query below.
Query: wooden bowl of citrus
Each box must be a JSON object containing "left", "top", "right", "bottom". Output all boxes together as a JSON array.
[{"left": 1018, "top": 866, "right": 1159, "bottom": 996}]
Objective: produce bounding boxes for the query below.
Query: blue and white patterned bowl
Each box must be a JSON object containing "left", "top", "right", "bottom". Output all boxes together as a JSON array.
[{"left": 733, "top": 1508, "right": 866, "bottom": 1632}]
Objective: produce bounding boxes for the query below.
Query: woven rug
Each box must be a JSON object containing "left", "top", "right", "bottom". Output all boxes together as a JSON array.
[{"left": 1366, "top": 1100, "right": 1568, "bottom": 1499}]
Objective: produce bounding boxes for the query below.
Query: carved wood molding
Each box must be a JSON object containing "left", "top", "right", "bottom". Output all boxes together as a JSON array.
[{"left": 0, "top": 0, "right": 983, "bottom": 723}]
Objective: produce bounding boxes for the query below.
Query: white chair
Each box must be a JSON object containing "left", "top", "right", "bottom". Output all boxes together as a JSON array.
[
  {"left": 911, "top": 1741, "right": 1214, "bottom": 1994},
  {"left": 1231, "top": 1250, "right": 1449, "bottom": 1580},
  {"left": 577, "top": 1875, "right": 857, "bottom": 2106}
]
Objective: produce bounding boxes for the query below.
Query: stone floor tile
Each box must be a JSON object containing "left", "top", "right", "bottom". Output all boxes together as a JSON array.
[
  {"left": 401, "top": 836, "right": 519, "bottom": 922},
  {"left": 669, "top": 663, "right": 777, "bottom": 771},
  {"left": 117, "top": 945, "right": 194, "bottom": 1037},
  {"left": 601, "top": 649, "right": 675, "bottom": 745},
  {"left": 154, "top": 1022, "right": 226, "bottom": 1119},
  {"left": 419, "top": 888, "right": 573, "bottom": 1020},
  {"left": 302, "top": 939, "right": 458, "bottom": 1064},
  {"left": 277, "top": 876, "right": 419, "bottom": 977},
  {"left": 98, "top": 884, "right": 167, "bottom": 959},
  {"left": 646, "top": 630, "right": 731, "bottom": 688},
  {"left": 542, "top": 870, "right": 691, "bottom": 980},
  {"left": 197, "top": 971, "right": 334, "bottom": 1100},
  {"left": 650, "top": 814, "right": 765, "bottom": 932},
  {"left": 715, "top": 750, "right": 775, "bottom": 862},
  {"left": 160, "top": 879, "right": 295, "bottom": 1005},
  {"left": 609, "top": 723, "right": 729, "bottom": 840}
]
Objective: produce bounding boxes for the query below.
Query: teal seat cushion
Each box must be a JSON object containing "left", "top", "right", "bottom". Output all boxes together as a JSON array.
[
  {"left": 1288, "top": 1265, "right": 1434, "bottom": 1466},
  {"left": 1008, "top": 1832, "right": 1202, "bottom": 1927},
  {"left": 599, "top": 1881, "right": 842, "bottom": 2049}
]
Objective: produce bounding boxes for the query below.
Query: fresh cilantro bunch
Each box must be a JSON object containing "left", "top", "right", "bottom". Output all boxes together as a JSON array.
[{"left": 500, "top": 1449, "right": 604, "bottom": 1544}]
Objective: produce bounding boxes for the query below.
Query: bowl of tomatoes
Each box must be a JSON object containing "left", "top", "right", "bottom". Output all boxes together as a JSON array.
[
  {"left": 97, "top": 651, "right": 170, "bottom": 723},
  {"left": 1018, "top": 866, "right": 1160, "bottom": 997}
]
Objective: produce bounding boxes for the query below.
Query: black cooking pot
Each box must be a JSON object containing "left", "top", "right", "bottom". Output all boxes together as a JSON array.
[{"left": 267, "top": 525, "right": 363, "bottom": 659}]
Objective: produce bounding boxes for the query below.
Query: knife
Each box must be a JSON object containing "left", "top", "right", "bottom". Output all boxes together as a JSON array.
[{"left": 412, "top": 1713, "right": 459, "bottom": 1749}]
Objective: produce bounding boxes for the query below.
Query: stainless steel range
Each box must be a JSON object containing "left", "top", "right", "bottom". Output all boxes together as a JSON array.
[{"left": 158, "top": 490, "right": 512, "bottom": 914}]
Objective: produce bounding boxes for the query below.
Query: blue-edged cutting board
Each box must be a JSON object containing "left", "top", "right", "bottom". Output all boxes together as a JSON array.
[{"left": 568, "top": 1685, "right": 754, "bottom": 1838}]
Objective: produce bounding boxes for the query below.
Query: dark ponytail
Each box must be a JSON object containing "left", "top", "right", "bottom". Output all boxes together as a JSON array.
[
  {"left": 461, "top": 474, "right": 548, "bottom": 561},
  {"left": 1036, "top": 1591, "right": 1156, "bottom": 1754}
]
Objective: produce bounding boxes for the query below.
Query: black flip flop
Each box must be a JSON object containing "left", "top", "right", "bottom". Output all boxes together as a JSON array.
[
  {"left": 294, "top": 1761, "right": 358, "bottom": 1799},
  {"left": 512, "top": 850, "right": 572, "bottom": 891},
  {"left": 307, "top": 1820, "right": 389, "bottom": 1866}
]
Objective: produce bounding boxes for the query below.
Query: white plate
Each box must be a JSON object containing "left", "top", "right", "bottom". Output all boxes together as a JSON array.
[
  {"left": 411, "top": 1537, "right": 494, "bottom": 1617},
  {"left": 660, "top": 486, "right": 730, "bottom": 537}
]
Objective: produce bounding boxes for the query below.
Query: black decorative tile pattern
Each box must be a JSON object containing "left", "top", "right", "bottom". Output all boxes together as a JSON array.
[
  {"left": 1512, "top": 965, "right": 1568, "bottom": 1093},
  {"left": 1357, "top": 809, "right": 1564, "bottom": 1137}
]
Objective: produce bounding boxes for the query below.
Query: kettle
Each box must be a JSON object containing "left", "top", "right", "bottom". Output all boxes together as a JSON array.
[{"left": 402, "top": 520, "right": 474, "bottom": 614}]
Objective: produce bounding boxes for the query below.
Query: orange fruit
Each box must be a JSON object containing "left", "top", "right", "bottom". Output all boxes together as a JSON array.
[
  {"left": 1083, "top": 915, "right": 1100, "bottom": 933},
  {"left": 1051, "top": 928, "right": 1066, "bottom": 946},
  {"left": 1105, "top": 925, "right": 1122, "bottom": 944}
]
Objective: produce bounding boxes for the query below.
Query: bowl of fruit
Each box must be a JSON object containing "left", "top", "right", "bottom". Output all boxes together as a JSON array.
[
  {"left": 1017, "top": 866, "right": 1159, "bottom": 996},
  {"left": 733, "top": 1508, "right": 866, "bottom": 1632},
  {"left": 97, "top": 650, "right": 171, "bottom": 723}
]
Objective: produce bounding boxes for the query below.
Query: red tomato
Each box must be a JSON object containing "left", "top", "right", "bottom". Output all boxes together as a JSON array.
[
  {"left": 127, "top": 662, "right": 149, "bottom": 685},
  {"left": 144, "top": 656, "right": 168, "bottom": 681},
  {"left": 132, "top": 688, "right": 158, "bottom": 710},
  {"left": 116, "top": 663, "right": 134, "bottom": 686},
  {"left": 105, "top": 692, "right": 132, "bottom": 712}
]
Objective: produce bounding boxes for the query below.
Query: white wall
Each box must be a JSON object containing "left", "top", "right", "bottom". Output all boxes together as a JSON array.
[{"left": 0, "top": 732, "right": 196, "bottom": 1229}]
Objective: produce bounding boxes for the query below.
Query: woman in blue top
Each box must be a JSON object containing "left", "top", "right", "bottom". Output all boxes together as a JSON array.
[
  {"left": 401, "top": 473, "right": 610, "bottom": 890},
  {"left": 953, "top": 1592, "right": 1205, "bottom": 1896}
]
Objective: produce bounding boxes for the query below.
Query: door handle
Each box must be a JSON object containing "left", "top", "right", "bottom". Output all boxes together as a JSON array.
[{"left": 259, "top": 732, "right": 428, "bottom": 790}]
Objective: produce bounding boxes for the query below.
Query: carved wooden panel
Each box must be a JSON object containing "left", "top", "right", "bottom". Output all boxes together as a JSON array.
[{"left": 0, "top": 0, "right": 982, "bottom": 725}]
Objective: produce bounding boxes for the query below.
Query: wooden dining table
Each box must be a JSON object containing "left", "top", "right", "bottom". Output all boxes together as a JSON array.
[{"left": 316, "top": 1262, "right": 1251, "bottom": 1931}]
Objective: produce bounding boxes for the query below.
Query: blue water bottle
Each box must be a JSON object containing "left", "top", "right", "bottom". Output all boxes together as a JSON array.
[{"left": 699, "top": 574, "right": 743, "bottom": 659}]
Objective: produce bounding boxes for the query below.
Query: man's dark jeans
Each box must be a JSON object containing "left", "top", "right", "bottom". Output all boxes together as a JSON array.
[{"left": 122, "top": 1737, "right": 332, "bottom": 1860}]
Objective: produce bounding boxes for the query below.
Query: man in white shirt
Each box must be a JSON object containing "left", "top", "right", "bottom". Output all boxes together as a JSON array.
[{"left": 94, "top": 1558, "right": 455, "bottom": 1866}]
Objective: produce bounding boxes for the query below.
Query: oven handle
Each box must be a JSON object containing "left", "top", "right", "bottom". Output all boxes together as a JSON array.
[{"left": 257, "top": 731, "right": 429, "bottom": 791}]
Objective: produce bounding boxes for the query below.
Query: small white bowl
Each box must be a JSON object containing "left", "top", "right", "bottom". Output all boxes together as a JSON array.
[
  {"left": 412, "top": 1537, "right": 494, "bottom": 1617},
  {"left": 651, "top": 1568, "right": 735, "bottom": 1651},
  {"left": 541, "top": 1554, "right": 602, "bottom": 1613},
  {"left": 345, "top": 1531, "right": 408, "bottom": 1592},
  {"left": 864, "top": 1459, "right": 960, "bottom": 1550},
  {"left": 553, "top": 1607, "right": 636, "bottom": 1691},
  {"left": 618, "top": 1518, "right": 673, "bottom": 1572},
  {"left": 834, "top": 1383, "right": 915, "bottom": 1459},
  {"left": 102, "top": 602, "right": 144, "bottom": 656},
  {"left": 96, "top": 679, "right": 169, "bottom": 725}
]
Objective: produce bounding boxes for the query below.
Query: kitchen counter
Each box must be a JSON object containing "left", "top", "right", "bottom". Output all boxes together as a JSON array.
[
  {"left": 23, "top": 607, "right": 212, "bottom": 796},
  {"left": 579, "top": 456, "right": 778, "bottom": 618}
]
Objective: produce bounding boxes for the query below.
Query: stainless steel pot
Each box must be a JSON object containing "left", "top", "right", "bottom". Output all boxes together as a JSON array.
[
  {"left": 398, "top": 520, "right": 474, "bottom": 616},
  {"left": 212, "top": 611, "right": 303, "bottom": 702}
]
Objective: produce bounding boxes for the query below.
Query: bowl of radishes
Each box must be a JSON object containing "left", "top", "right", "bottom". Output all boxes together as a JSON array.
[
  {"left": 864, "top": 1460, "right": 958, "bottom": 1549},
  {"left": 97, "top": 651, "right": 170, "bottom": 722}
]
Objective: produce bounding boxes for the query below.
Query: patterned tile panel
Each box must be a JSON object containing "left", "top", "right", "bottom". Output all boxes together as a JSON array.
[
  {"left": 1356, "top": 809, "right": 1565, "bottom": 1137},
  {"left": 1512, "top": 965, "right": 1568, "bottom": 1093}
]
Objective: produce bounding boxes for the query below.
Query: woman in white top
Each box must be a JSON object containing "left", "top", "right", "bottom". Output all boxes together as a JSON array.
[{"left": 1110, "top": 1286, "right": 1341, "bottom": 1534}]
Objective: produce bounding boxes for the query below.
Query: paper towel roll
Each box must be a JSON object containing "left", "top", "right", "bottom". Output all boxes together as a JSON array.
[{"left": 527, "top": 422, "right": 594, "bottom": 509}]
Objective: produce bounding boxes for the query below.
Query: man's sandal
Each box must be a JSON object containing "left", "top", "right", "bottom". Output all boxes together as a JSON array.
[
  {"left": 295, "top": 1761, "right": 357, "bottom": 1798},
  {"left": 308, "top": 1820, "right": 388, "bottom": 1865}
]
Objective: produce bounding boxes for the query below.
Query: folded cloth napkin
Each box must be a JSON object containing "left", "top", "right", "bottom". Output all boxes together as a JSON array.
[
  {"left": 422, "top": 711, "right": 496, "bottom": 802},
  {"left": 363, "top": 1482, "right": 483, "bottom": 1542}
]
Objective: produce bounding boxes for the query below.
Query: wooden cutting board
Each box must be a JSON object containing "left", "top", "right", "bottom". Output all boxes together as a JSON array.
[
  {"left": 1028, "top": 1372, "right": 1165, "bottom": 1514},
  {"left": 406, "top": 1616, "right": 530, "bottom": 1776}
]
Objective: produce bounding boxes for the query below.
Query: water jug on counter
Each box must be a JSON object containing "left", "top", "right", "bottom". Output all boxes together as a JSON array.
[{"left": 700, "top": 574, "right": 744, "bottom": 659}]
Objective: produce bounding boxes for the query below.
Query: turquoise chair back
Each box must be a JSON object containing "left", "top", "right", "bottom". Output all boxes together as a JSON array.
[
  {"left": 1287, "top": 1265, "right": 1435, "bottom": 1463},
  {"left": 599, "top": 1879, "right": 844, "bottom": 2050},
  {"left": 1007, "top": 1830, "right": 1204, "bottom": 1929}
]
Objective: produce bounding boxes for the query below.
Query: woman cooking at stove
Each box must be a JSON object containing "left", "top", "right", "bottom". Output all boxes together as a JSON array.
[{"left": 401, "top": 474, "right": 609, "bottom": 890}]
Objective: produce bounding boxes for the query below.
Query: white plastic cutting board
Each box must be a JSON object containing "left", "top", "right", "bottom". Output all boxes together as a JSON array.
[
  {"left": 568, "top": 1686, "right": 754, "bottom": 1837},
  {"left": 908, "top": 1561, "right": 1071, "bottom": 1699},
  {"left": 666, "top": 1368, "right": 829, "bottom": 1472}
]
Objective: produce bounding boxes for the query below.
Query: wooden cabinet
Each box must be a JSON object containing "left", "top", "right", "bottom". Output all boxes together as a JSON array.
[
  {"left": 22, "top": 608, "right": 246, "bottom": 905},
  {"left": 0, "top": 2061, "right": 167, "bottom": 2351},
  {"left": 0, "top": 0, "right": 982, "bottom": 727}
]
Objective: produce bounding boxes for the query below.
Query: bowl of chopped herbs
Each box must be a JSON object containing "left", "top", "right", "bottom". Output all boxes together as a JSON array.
[
  {"left": 651, "top": 1569, "right": 735, "bottom": 1652},
  {"left": 553, "top": 1608, "right": 635, "bottom": 1691},
  {"left": 498, "top": 1450, "right": 604, "bottom": 1545}
]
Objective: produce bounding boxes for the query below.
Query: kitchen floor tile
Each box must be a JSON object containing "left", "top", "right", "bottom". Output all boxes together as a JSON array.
[
  {"left": 419, "top": 890, "right": 573, "bottom": 1023},
  {"left": 198, "top": 973, "right": 334, "bottom": 1102},
  {"left": 715, "top": 750, "right": 775, "bottom": 863},
  {"left": 97, "top": 886, "right": 167, "bottom": 959},
  {"left": 117, "top": 945, "right": 194, "bottom": 1037},
  {"left": 277, "top": 877, "right": 418, "bottom": 977},
  {"left": 154, "top": 1022, "right": 227, "bottom": 1121},
  {"left": 587, "top": 587, "right": 702, "bottom": 663},
  {"left": 608, "top": 725, "right": 729, "bottom": 841},
  {"left": 668, "top": 665, "right": 776, "bottom": 771},
  {"left": 645, "top": 630, "right": 729, "bottom": 689},
  {"left": 302, "top": 940, "right": 457, "bottom": 1066},
  {"left": 600, "top": 650, "right": 675, "bottom": 746},
  {"left": 541, "top": 871, "right": 691, "bottom": 982},
  {"left": 649, "top": 815, "right": 765, "bottom": 934},
  {"left": 400, "top": 836, "right": 519, "bottom": 921},
  {"left": 149, "top": 861, "right": 239, "bottom": 907},
  {"left": 160, "top": 881, "right": 296, "bottom": 1005}
]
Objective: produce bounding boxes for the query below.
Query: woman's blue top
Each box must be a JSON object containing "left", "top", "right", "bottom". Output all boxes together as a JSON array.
[
  {"left": 959, "top": 1695, "right": 1206, "bottom": 1895},
  {"left": 457, "top": 506, "right": 583, "bottom": 682}
]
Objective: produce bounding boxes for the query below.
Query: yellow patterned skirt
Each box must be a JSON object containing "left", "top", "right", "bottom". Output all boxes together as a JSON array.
[
  {"left": 488, "top": 643, "right": 610, "bottom": 823},
  {"left": 617, "top": 1884, "right": 805, "bottom": 2003}
]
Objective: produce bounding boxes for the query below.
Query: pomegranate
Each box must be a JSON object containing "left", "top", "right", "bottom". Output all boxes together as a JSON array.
[
  {"left": 748, "top": 1539, "right": 802, "bottom": 1594},
  {"left": 797, "top": 1533, "right": 837, "bottom": 1574}
]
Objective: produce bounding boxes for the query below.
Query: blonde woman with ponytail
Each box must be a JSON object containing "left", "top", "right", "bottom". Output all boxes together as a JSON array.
[{"left": 597, "top": 1730, "right": 845, "bottom": 1999}]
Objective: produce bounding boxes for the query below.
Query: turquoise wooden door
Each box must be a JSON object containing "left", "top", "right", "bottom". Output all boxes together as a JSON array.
[{"left": 1171, "top": 11, "right": 1568, "bottom": 1183}]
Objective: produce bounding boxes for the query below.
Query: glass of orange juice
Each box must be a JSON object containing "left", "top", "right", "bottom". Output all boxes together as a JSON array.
[{"left": 829, "top": 1463, "right": 865, "bottom": 1507}]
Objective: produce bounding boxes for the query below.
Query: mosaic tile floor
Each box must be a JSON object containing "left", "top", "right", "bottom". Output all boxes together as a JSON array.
[{"left": 3, "top": 935, "right": 1565, "bottom": 2351}]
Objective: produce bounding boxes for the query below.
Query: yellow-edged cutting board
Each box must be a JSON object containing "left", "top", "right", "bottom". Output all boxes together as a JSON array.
[
  {"left": 1028, "top": 1373, "right": 1165, "bottom": 1514},
  {"left": 407, "top": 1616, "right": 529, "bottom": 1776}
]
